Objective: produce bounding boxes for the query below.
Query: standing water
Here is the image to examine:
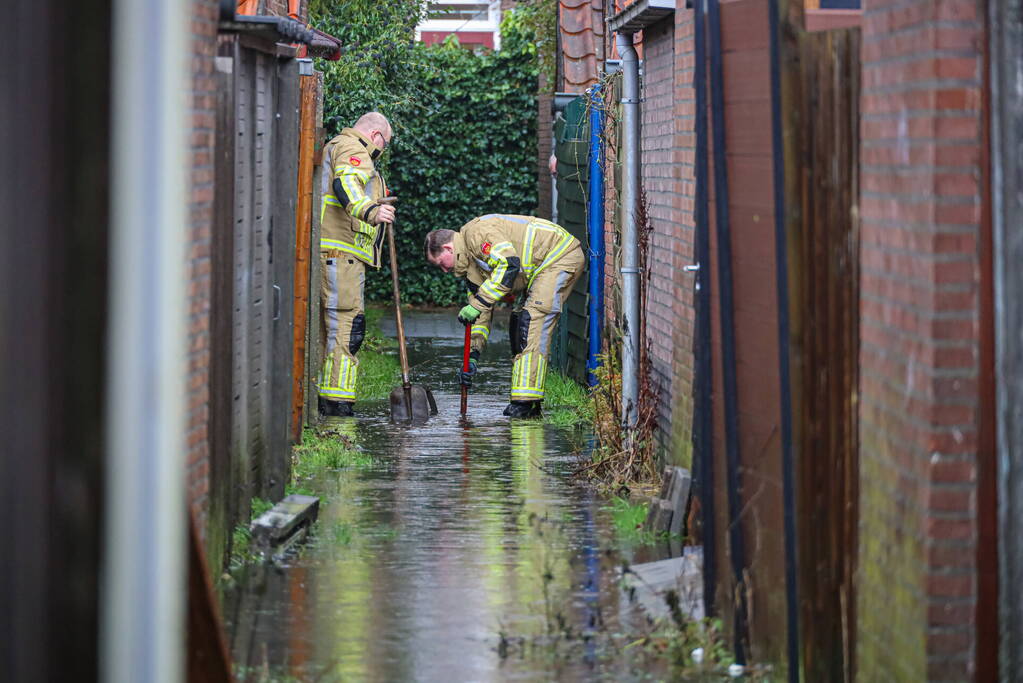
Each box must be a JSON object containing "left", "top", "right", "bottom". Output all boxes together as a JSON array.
[{"left": 224, "top": 311, "right": 676, "bottom": 682}]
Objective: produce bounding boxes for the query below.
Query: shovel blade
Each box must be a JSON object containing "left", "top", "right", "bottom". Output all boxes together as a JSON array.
[{"left": 389, "top": 384, "right": 436, "bottom": 423}]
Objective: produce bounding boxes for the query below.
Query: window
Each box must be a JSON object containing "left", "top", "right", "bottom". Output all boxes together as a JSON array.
[{"left": 416, "top": 0, "right": 502, "bottom": 50}]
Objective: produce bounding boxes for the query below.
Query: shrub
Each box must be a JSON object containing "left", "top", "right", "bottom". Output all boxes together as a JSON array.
[{"left": 311, "top": 1, "right": 540, "bottom": 305}]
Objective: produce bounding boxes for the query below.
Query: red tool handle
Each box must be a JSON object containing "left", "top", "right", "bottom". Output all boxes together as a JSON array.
[{"left": 460, "top": 323, "right": 471, "bottom": 416}]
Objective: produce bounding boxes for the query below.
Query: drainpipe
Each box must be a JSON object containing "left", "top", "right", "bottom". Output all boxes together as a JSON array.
[
  {"left": 692, "top": 0, "right": 717, "bottom": 620},
  {"left": 586, "top": 84, "right": 605, "bottom": 387},
  {"left": 616, "top": 31, "right": 641, "bottom": 428},
  {"left": 767, "top": 1, "right": 800, "bottom": 680},
  {"left": 101, "top": 0, "right": 188, "bottom": 681}
]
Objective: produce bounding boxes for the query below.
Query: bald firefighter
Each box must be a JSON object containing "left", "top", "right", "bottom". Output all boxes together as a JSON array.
[
  {"left": 318, "top": 112, "right": 394, "bottom": 417},
  {"left": 424, "top": 214, "right": 586, "bottom": 418}
]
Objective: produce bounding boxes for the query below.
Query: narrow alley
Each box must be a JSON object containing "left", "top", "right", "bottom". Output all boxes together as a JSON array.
[{"left": 10, "top": 0, "right": 1023, "bottom": 681}]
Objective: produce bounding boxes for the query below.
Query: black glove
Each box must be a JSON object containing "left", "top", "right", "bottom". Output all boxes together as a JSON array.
[{"left": 459, "top": 351, "right": 480, "bottom": 387}]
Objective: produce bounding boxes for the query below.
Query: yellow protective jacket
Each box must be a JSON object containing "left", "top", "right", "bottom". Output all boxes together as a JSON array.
[
  {"left": 452, "top": 214, "right": 578, "bottom": 353},
  {"left": 320, "top": 128, "right": 388, "bottom": 267}
]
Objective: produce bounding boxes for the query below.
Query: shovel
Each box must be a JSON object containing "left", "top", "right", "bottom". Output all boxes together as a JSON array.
[{"left": 384, "top": 206, "right": 437, "bottom": 423}]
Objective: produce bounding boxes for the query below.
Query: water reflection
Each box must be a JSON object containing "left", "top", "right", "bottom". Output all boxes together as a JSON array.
[{"left": 225, "top": 318, "right": 654, "bottom": 682}]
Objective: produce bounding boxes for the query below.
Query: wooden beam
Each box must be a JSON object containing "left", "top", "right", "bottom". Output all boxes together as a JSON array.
[{"left": 291, "top": 72, "right": 316, "bottom": 442}]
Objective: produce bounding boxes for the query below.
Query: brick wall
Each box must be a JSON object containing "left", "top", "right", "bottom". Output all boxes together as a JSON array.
[
  {"left": 672, "top": 8, "right": 696, "bottom": 463},
  {"left": 856, "top": 0, "right": 988, "bottom": 679},
  {"left": 637, "top": 15, "right": 696, "bottom": 464},
  {"left": 538, "top": 77, "right": 553, "bottom": 220},
  {"left": 186, "top": 0, "right": 219, "bottom": 537},
  {"left": 640, "top": 18, "right": 676, "bottom": 451}
]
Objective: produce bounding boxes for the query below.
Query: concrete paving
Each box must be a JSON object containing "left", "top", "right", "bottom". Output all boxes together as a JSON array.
[{"left": 379, "top": 307, "right": 510, "bottom": 343}]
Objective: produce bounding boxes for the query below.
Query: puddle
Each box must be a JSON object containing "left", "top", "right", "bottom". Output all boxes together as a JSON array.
[{"left": 224, "top": 311, "right": 676, "bottom": 682}]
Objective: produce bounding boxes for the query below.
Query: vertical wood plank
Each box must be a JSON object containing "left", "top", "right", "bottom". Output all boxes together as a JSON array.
[
  {"left": 231, "top": 38, "right": 254, "bottom": 529},
  {"left": 790, "top": 28, "right": 860, "bottom": 683},
  {"left": 305, "top": 72, "right": 326, "bottom": 426},
  {"left": 210, "top": 47, "right": 237, "bottom": 571},
  {"left": 269, "top": 56, "right": 299, "bottom": 500},
  {"left": 291, "top": 72, "right": 317, "bottom": 442}
]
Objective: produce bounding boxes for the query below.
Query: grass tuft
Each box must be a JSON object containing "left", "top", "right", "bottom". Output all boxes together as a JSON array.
[
  {"left": 355, "top": 305, "right": 402, "bottom": 401},
  {"left": 542, "top": 370, "right": 594, "bottom": 428},
  {"left": 292, "top": 426, "right": 373, "bottom": 483}
]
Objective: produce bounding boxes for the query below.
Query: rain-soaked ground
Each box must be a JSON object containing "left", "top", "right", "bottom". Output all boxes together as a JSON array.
[{"left": 224, "top": 310, "right": 677, "bottom": 682}]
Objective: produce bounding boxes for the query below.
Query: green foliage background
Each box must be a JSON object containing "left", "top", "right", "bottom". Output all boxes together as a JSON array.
[{"left": 310, "top": 0, "right": 543, "bottom": 305}]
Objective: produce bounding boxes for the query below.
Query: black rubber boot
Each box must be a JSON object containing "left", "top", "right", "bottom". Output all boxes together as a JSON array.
[
  {"left": 319, "top": 397, "right": 355, "bottom": 417},
  {"left": 503, "top": 400, "right": 542, "bottom": 418}
]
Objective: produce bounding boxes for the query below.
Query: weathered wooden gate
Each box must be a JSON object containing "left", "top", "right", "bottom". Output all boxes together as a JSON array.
[{"left": 211, "top": 36, "right": 299, "bottom": 556}]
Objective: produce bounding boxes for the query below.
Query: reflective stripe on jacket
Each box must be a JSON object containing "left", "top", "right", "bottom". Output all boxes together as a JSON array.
[
  {"left": 319, "top": 128, "right": 387, "bottom": 267},
  {"left": 452, "top": 214, "right": 578, "bottom": 312}
]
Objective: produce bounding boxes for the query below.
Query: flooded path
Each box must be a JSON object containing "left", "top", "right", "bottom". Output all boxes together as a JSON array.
[{"left": 225, "top": 311, "right": 668, "bottom": 682}]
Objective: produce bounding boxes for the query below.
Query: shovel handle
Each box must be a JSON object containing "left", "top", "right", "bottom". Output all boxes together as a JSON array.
[
  {"left": 461, "top": 323, "right": 471, "bottom": 415},
  {"left": 385, "top": 219, "right": 412, "bottom": 386}
]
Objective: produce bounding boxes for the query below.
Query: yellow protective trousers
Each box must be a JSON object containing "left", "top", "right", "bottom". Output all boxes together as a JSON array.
[
  {"left": 319, "top": 251, "right": 366, "bottom": 403},
  {"left": 509, "top": 244, "right": 585, "bottom": 402}
]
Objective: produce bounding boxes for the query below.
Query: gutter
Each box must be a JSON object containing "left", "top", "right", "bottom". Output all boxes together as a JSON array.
[{"left": 217, "top": 0, "right": 342, "bottom": 60}]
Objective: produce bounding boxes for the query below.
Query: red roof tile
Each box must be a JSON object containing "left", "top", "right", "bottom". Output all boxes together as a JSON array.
[{"left": 558, "top": 0, "right": 604, "bottom": 92}]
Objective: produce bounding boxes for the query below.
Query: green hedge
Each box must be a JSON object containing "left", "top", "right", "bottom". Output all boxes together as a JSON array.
[{"left": 312, "top": 2, "right": 540, "bottom": 305}]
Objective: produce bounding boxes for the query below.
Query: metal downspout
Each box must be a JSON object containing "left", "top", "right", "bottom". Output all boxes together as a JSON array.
[
  {"left": 692, "top": 0, "right": 717, "bottom": 621},
  {"left": 707, "top": 0, "right": 749, "bottom": 666},
  {"left": 587, "top": 84, "right": 606, "bottom": 387},
  {"left": 101, "top": 0, "right": 189, "bottom": 681},
  {"left": 616, "top": 32, "right": 641, "bottom": 428}
]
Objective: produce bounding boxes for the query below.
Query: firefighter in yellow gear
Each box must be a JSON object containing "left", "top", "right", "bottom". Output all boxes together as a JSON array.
[
  {"left": 318, "top": 112, "right": 394, "bottom": 417},
  {"left": 424, "top": 214, "right": 586, "bottom": 418}
]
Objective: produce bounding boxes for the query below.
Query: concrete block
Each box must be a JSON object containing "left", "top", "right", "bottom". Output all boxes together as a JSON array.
[
  {"left": 250, "top": 494, "right": 319, "bottom": 553},
  {"left": 665, "top": 467, "right": 692, "bottom": 538},
  {"left": 622, "top": 546, "right": 705, "bottom": 622},
  {"left": 647, "top": 499, "right": 675, "bottom": 534}
]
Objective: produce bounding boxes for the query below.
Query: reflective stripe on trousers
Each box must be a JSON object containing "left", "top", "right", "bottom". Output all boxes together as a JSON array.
[
  {"left": 509, "top": 245, "right": 585, "bottom": 402},
  {"left": 319, "top": 252, "right": 365, "bottom": 402}
]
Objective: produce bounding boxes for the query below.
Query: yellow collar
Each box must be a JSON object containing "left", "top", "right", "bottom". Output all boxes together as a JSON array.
[{"left": 342, "top": 127, "right": 384, "bottom": 160}]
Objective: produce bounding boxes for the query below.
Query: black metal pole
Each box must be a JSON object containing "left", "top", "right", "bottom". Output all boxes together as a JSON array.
[
  {"left": 767, "top": 0, "right": 801, "bottom": 680},
  {"left": 707, "top": 0, "right": 748, "bottom": 666},
  {"left": 692, "top": 0, "right": 717, "bottom": 621}
]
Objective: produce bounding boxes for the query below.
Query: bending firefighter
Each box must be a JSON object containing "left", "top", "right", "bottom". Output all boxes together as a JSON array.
[
  {"left": 425, "top": 215, "right": 585, "bottom": 418},
  {"left": 318, "top": 112, "right": 394, "bottom": 417}
]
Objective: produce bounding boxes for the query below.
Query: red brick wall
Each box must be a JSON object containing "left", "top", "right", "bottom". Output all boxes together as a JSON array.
[
  {"left": 641, "top": 18, "right": 677, "bottom": 445},
  {"left": 638, "top": 16, "right": 696, "bottom": 463},
  {"left": 538, "top": 76, "right": 553, "bottom": 220},
  {"left": 856, "top": 0, "right": 988, "bottom": 679},
  {"left": 672, "top": 9, "right": 697, "bottom": 461},
  {"left": 187, "top": 0, "right": 219, "bottom": 537}
]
